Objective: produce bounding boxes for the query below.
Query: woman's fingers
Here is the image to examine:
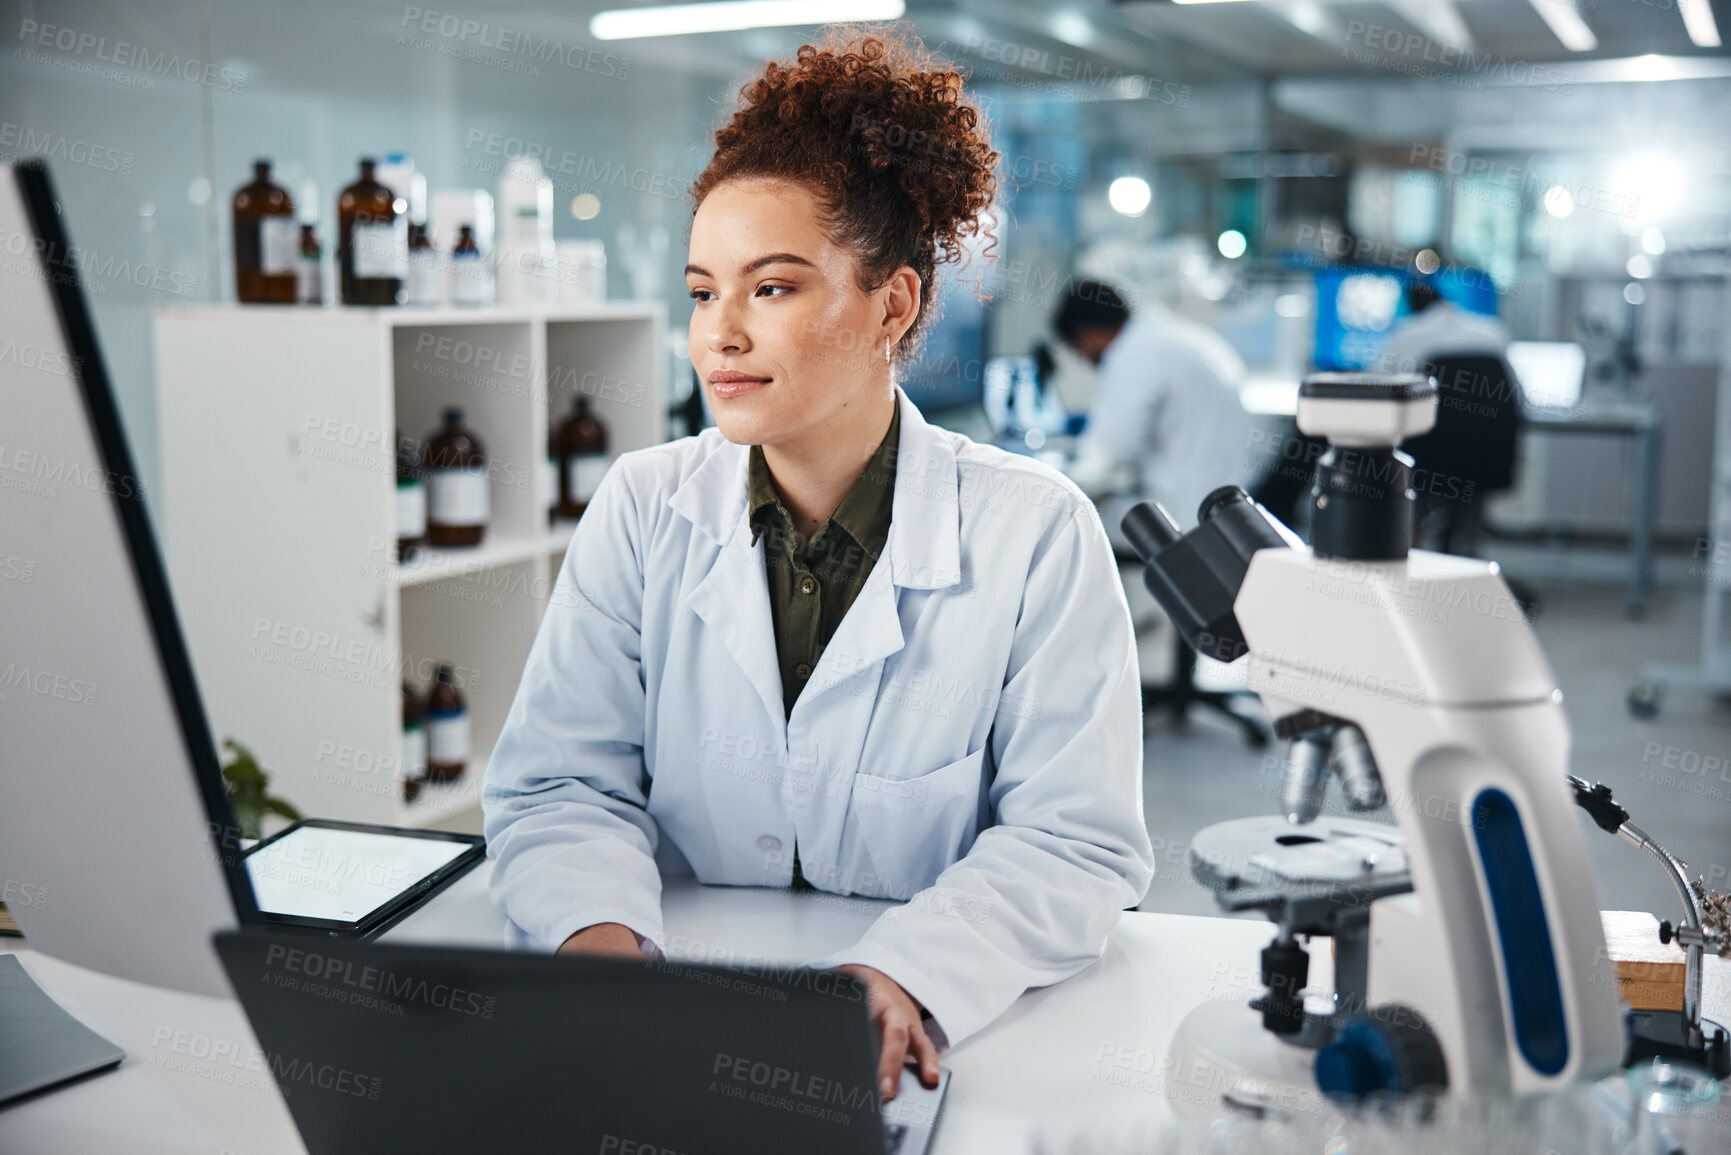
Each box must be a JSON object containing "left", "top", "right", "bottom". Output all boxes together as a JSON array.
[
  {"left": 908, "top": 1017, "right": 941, "bottom": 1088},
  {"left": 877, "top": 1015, "right": 911, "bottom": 1100}
]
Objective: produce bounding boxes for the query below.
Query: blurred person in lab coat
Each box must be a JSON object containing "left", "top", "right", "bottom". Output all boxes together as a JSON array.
[
  {"left": 1060, "top": 280, "right": 1256, "bottom": 541},
  {"left": 482, "top": 30, "right": 1154, "bottom": 1101},
  {"left": 1374, "top": 280, "right": 1520, "bottom": 557},
  {"left": 1372, "top": 280, "right": 1510, "bottom": 377}
]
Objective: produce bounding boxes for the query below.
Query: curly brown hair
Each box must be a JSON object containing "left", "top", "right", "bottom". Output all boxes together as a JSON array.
[{"left": 690, "top": 27, "right": 999, "bottom": 360}]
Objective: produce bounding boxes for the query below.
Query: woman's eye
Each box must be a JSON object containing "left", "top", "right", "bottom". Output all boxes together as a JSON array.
[
  {"left": 757, "top": 284, "right": 792, "bottom": 298},
  {"left": 688, "top": 288, "right": 714, "bottom": 302}
]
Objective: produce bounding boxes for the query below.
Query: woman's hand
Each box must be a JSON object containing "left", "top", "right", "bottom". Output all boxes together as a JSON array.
[
  {"left": 836, "top": 964, "right": 941, "bottom": 1101},
  {"left": 557, "top": 921, "right": 645, "bottom": 959}
]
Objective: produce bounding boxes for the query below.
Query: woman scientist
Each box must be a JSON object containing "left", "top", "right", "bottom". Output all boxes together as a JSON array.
[{"left": 483, "top": 29, "right": 1154, "bottom": 1100}]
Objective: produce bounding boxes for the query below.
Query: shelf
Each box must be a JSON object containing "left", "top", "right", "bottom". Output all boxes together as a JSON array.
[
  {"left": 396, "top": 535, "right": 548, "bottom": 586},
  {"left": 157, "top": 301, "right": 663, "bottom": 326},
  {"left": 156, "top": 303, "right": 664, "bottom": 829},
  {"left": 394, "top": 525, "right": 582, "bottom": 586}
]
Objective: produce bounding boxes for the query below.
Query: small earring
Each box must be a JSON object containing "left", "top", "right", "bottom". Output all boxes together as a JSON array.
[{"left": 884, "top": 337, "right": 892, "bottom": 364}]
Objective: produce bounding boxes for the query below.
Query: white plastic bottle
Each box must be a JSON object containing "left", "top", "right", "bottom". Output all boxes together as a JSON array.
[{"left": 495, "top": 156, "right": 555, "bottom": 304}]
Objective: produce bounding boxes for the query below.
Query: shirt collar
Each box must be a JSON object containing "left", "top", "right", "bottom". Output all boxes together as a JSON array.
[{"left": 747, "top": 403, "right": 899, "bottom": 562}]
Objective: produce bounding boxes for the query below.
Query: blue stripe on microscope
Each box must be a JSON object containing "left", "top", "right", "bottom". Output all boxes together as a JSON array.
[{"left": 1472, "top": 787, "right": 1570, "bottom": 1076}]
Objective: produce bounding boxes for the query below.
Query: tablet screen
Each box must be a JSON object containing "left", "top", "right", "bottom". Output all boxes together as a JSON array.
[{"left": 245, "top": 825, "right": 472, "bottom": 925}]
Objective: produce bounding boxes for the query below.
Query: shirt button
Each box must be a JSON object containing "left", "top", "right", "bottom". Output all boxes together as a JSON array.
[
  {"left": 794, "top": 662, "right": 812, "bottom": 680},
  {"left": 756, "top": 835, "right": 782, "bottom": 853},
  {"left": 800, "top": 576, "right": 817, "bottom": 595}
]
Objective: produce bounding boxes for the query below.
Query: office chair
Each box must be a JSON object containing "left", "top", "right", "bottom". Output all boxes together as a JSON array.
[
  {"left": 1400, "top": 353, "right": 1523, "bottom": 557},
  {"left": 1115, "top": 546, "right": 1270, "bottom": 748}
]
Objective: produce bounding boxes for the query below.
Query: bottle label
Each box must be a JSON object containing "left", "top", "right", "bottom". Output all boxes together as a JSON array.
[
  {"left": 542, "top": 456, "right": 558, "bottom": 512},
  {"left": 260, "top": 217, "right": 299, "bottom": 275},
  {"left": 406, "top": 251, "right": 442, "bottom": 306},
  {"left": 451, "top": 255, "right": 492, "bottom": 306},
  {"left": 395, "top": 479, "right": 427, "bottom": 539},
  {"left": 429, "top": 466, "right": 489, "bottom": 527},
  {"left": 402, "top": 724, "right": 428, "bottom": 778},
  {"left": 428, "top": 711, "right": 469, "bottom": 765},
  {"left": 296, "top": 256, "right": 320, "bottom": 303},
  {"left": 569, "top": 454, "right": 610, "bottom": 503},
  {"left": 353, "top": 219, "right": 407, "bottom": 278}
]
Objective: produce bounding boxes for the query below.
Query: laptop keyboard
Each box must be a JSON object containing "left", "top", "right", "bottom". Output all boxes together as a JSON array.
[{"left": 883, "top": 1122, "right": 907, "bottom": 1153}]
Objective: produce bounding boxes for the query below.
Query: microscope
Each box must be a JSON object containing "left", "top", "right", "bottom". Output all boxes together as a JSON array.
[{"left": 1122, "top": 373, "right": 1627, "bottom": 1118}]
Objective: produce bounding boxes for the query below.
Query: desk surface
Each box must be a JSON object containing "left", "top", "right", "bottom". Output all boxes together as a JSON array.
[
  {"left": 0, "top": 866, "right": 1285, "bottom": 1154},
  {"left": 2, "top": 866, "right": 1726, "bottom": 1154}
]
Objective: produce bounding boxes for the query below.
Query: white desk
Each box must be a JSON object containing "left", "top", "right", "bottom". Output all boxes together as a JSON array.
[{"left": 0, "top": 866, "right": 1294, "bottom": 1154}]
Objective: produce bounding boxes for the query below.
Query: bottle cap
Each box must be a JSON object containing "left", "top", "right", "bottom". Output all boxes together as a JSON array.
[
  {"left": 435, "top": 663, "right": 455, "bottom": 682},
  {"left": 442, "top": 406, "right": 463, "bottom": 425}
]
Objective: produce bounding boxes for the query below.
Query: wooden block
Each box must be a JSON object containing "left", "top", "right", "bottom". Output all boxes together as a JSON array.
[{"left": 1601, "top": 910, "right": 1686, "bottom": 1011}]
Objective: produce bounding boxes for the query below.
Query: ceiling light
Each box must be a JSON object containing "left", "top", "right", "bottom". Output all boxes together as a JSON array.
[
  {"left": 1528, "top": 0, "right": 1597, "bottom": 52},
  {"left": 1642, "top": 228, "right": 1667, "bottom": 256},
  {"left": 1626, "top": 254, "right": 1654, "bottom": 279},
  {"left": 1217, "top": 229, "right": 1247, "bottom": 259},
  {"left": 1050, "top": 11, "right": 1092, "bottom": 46},
  {"left": 1543, "top": 186, "right": 1574, "bottom": 218},
  {"left": 1108, "top": 176, "right": 1152, "bottom": 217},
  {"left": 1679, "top": 0, "right": 1722, "bottom": 48},
  {"left": 591, "top": 0, "right": 904, "bottom": 40},
  {"left": 1612, "top": 153, "right": 1684, "bottom": 221}
]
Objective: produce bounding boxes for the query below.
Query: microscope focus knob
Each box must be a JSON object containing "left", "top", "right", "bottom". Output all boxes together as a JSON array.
[{"left": 1314, "top": 1005, "right": 1449, "bottom": 1101}]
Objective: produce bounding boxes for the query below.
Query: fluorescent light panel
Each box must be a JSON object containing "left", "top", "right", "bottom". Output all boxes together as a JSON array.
[
  {"left": 1679, "top": 0, "right": 1723, "bottom": 48},
  {"left": 1528, "top": 0, "right": 1598, "bottom": 52},
  {"left": 591, "top": 0, "right": 904, "bottom": 41}
]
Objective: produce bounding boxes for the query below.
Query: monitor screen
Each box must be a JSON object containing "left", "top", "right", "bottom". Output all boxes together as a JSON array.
[
  {"left": 1312, "top": 266, "right": 1500, "bottom": 372},
  {"left": 1506, "top": 341, "right": 1585, "bottom": 410},
  {"left": 0, "top": 161, "right": 255, "bottom": 996}
]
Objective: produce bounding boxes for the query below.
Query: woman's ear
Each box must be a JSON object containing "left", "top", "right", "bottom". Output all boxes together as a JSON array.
[{"left": 880, "top": 266, "right": 921, "bottom": 347}]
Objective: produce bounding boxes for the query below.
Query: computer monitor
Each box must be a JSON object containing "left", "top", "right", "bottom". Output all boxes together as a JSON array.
[
  {"left": 1505, "top": 340, "right": 1586, "bottom": 411},
  {"left": 0, "top": 161, "right": 257, "bottom": 996},
  {"left": 1312, "top": 266, "right": 1501, "bottom": 372}
]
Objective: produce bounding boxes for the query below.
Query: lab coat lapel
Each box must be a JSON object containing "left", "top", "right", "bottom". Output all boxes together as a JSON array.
[
  {"left": 673, "top": 440, "right": 789, "bottom": 748},
  {"left": 803, "top": 389, "right": 961, "bottom": 699}
]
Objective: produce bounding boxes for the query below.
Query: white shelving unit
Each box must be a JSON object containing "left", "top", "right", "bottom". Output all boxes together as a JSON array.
[{"left": 154, "top": 302, "right": 667, "bottom": 832}]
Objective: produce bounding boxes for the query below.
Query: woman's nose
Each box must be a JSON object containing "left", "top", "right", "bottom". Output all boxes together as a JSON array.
[{"left": 707, "top": 297, "right": 749, "bottom": 354}]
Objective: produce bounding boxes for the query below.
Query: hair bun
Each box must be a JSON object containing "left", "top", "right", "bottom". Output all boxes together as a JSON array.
[{"left": 692, "top": 27, "right": 999, "bottom": 355}]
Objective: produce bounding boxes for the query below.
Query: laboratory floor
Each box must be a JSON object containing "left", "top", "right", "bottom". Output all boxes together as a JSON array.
[{"left": 1134, "top": 556, "right": 1731, "bottom": 924}]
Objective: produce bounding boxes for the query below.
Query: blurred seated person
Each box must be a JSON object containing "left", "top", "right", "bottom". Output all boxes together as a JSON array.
[
  {"left": 1061, "top": 279, "right": 1254, "bottom": 545},
  {"left": 1373, "top": 280, "right": 1509, "bottom": 377},
  {"left": 1374, "top": 280, "right": 1521, "bottom": 557}
]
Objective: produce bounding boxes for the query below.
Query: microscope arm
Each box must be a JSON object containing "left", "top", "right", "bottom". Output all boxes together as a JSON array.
[{"left": 1567, "top": 775, "right": 1709, "bottom": 1046}]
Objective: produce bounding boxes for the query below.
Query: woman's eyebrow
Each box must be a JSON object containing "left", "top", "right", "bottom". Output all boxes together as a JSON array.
[{"left": 684, "top": 253, "right": 816, "bottom": 278}]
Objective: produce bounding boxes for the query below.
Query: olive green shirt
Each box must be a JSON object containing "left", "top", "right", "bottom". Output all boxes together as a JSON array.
[{"left": 748, "top": 403, "right": 900, "bottom": 720}]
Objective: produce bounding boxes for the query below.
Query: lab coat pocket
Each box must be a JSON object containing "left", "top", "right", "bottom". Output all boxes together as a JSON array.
[{"left": 847, "top": 746, "right": 987, "bottom": 898}]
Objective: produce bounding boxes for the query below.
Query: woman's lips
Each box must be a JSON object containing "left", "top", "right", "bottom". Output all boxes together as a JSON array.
[{"left": 709, "top": 371, "right": 769, "bottom": 399}]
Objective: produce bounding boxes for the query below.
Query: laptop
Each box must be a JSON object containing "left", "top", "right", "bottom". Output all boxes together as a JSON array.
[{"left": 215, "top": 931, "right": 948, "bottom": 1155}]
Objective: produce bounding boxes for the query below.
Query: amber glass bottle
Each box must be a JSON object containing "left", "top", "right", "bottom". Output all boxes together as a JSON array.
[
  {"left": 556, "top": 395, "right": 609, "bottom": 520},
  {"left": 233, "top": 160, "right": 297, "bottom": 304},
  {"left": 401, "top": 681, "right": 427, "bottom": 803},
  {"left": 450, "top": 224, "right": 492, "bottom": 306},
  {"left": 395, "top": 430, "right": 426, "bottom": 559},
  {"left": 424, "top": 664, "right": 468, "bottom": 783},
  {"left": 424, "top": 408, "right": 488, "bottom": 547},
  {"left": 338, "top": 158, "right": 405, "bottom": 305}
]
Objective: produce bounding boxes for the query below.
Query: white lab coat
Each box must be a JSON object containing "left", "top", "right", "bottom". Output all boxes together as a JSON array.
[
  {"left": 482, "top": 386, "right": 1154, "bottom": 1047},
  {"left": 1371, "top": 301, "right": 1509, "bottom": 377},
  {"left": 1067, "top": 303, "right": 1254, "bottom": 536}
]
